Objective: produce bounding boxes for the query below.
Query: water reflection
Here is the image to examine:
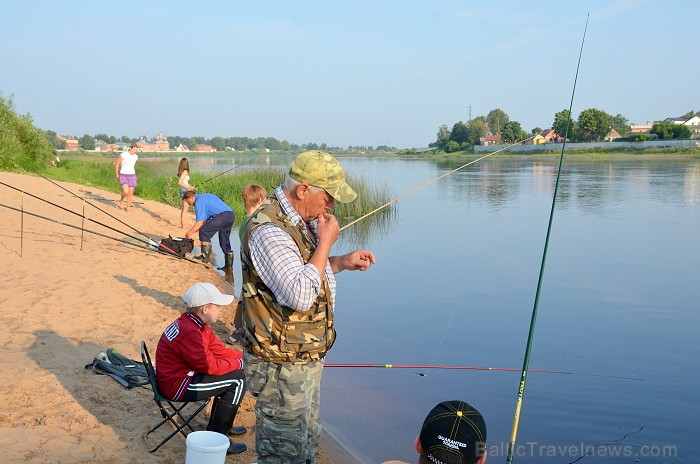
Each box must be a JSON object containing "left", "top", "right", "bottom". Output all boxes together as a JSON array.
[
  {"left": 322, "top": 156, "right": 700, "bottom": 463},
  {"left": 188, "top": 156, "right": 700, "bottom": 223},
  {"left": 338, "top": 206, "right": 399, "bottom": 250},
  {"left": 684, "top": 162, "right": 700, "bottom": 206}
]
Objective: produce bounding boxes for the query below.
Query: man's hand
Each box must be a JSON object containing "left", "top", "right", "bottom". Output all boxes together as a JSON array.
[
  {"left": 315, "top": 212, "right": 339, "bottom": 247},
  {"left": 331, "top": 250, "right": 376, "bottom": 273},
  {"left": 185, "top": 220, "right": 205, "bottom": 239}
]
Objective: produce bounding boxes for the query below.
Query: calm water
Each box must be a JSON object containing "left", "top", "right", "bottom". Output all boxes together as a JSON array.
[{"left": 195, "top": 156, "right": 700, "bottom": 464}]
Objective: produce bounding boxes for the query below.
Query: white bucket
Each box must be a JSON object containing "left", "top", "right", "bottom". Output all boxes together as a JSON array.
[{"left": 185, "top": 431, "right": 229, "bottom": 464}]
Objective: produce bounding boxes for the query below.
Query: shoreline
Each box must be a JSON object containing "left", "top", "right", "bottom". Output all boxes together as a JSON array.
[{"left": 0, "top": 171, "right": 337, "bottom": 463}]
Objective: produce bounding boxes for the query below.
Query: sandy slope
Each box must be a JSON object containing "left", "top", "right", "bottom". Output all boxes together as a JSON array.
[{"left": 0, "top": 171, "right": 333, "bottom": 464}]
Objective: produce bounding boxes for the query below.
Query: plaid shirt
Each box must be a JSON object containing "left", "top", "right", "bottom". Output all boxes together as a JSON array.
[{"left": 248, "top": 186, "right": 336, "bottom": 311}]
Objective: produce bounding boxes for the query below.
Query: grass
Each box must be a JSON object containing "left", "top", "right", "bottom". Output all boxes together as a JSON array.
[{"left": 38, "top": 157, "right": 396, "bottom": 237}]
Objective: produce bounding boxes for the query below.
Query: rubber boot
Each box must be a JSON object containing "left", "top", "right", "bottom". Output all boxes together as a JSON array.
[
  {"left": 217, "top": 251, "right": 234, "bottom": 271},
  {"left": 206, "top": 398, "right": 247, "bottom": 454},
  {"left": 196, "top": 242, "right": 212, "bottom": 263}
]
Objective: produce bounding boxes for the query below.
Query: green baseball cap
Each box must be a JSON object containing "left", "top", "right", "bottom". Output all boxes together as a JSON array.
[{"left": 289, "top": 151, "right": 357, "bottom": 203}]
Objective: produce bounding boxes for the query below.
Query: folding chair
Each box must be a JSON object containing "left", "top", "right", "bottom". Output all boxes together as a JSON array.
[{"left": 140, "top": 340, "right": 211, "bottom": 452}]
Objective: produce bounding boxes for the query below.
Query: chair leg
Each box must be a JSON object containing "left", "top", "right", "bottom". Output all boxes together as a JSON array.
[{"left": 146, "top": 398, "right": 211, "bottom": 453}]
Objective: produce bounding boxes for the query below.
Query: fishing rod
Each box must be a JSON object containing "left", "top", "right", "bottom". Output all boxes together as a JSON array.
[
  {"left": 0, "top": 202, "right": 180, "bottom": 258},
  {"left": 339, "top": 136, "right": 535, "bottom": 232},
  {"left": 324, "top": 363, "right": 641, "bottom": 381},
  {"left": 0, "top": 180, "right": 185, "bottom": 258},
  {"left": 1, "top": 180, "right": 157, "bottom": 248},
  {"left": 506, "top": 14, "right": 590, "bottom": 464},
  {"left": 0, "top": 151, "right": 160, "bottom": 245},
  {"left": 197, "top": 152, "right": 269, "bottom": 187}
]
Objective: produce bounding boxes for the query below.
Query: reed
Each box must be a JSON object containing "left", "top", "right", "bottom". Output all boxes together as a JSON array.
[{"left": 40, "top": 159, "right": 395, "bottom": 237}]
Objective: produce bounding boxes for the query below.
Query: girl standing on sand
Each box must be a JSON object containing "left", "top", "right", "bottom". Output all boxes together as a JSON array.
[
  {"left": 177, "top": 158, "right": 196, "bottom": 228},
  {"left": 115, "top": 143, "right": 139, "bottom": 212}
]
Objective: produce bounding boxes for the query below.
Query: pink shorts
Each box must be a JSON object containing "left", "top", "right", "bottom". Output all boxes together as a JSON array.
[{"left": 119, "top": 174, "right": 137, "bottom": 188}]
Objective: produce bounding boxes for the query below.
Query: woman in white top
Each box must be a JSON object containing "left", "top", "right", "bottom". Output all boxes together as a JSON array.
[
  {"left": 114, "top": 143, "right": 139, "bottom": 212},
  {"left": 177, "top": 157, "right": 196, "bottom": 228}
]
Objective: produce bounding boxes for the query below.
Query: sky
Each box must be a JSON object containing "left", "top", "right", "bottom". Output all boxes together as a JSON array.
[{"left": 1, "top": 0, "right": 698, "bottom": 149}]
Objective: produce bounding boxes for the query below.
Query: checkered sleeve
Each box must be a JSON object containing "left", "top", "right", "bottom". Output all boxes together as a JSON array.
[{"left": 249, "top": 223, "right": 323, "bottom": 311}]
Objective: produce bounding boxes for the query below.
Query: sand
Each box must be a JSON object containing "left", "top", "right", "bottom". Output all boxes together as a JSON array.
[{"left": 0, "top": 171, "right": 335, "bottom": 464}]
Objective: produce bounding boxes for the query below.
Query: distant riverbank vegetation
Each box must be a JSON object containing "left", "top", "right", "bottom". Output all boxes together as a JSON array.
[
  {"left": 43, "top": 128, "right": 397, "bottom": 156},
  {"left": 427, "top": 107, "right": 700, "bottom": 153}
]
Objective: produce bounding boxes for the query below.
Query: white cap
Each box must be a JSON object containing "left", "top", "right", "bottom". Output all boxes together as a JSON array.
[{"left": 183, "top": 283, "right": 234, "bottom": 308}]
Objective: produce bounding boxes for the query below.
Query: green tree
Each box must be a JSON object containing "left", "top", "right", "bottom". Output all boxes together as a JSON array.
[
  {"left": 649, "top": 122, "right": 690, "bottom": 140},
  {"left": 577, "top": 108, "right": 612, "bottom": 141},
  {"left": 531, "top": 127, "right": 543, "bottom": 135},
  {"left": 486, "top": 109, "right": 509, "bottom": 135},
  {"left": 552, "top": 109, "right": 575, "bottom": 138},
  {"left": 210, "top": 136, "right": 225, "bottom": 151},
  {"left": 672, "top": 124, "right": 691, "bottom": 139},
  {"left": 449, "top": 121, "right": 470, "bottom": 145},
  {"left": 501, "top": 121, "right": 527, "bottom": 144},
  {"left": 431, "top": 124, "right": 450, "bottom": 148},
  {"left": 95, "top": 133, "right": 116, "bottom": 144},
  {"left": 611, "top": 114, "right": 629, "bottom": 136},
  {"left": 445, "top": 140, "right": 460, "bottom": 152},
  {"left": 79, "top": 134, "right": 95, "bottom": 150},
  {"left": 44, "top": 130, "right": 65, "bottom": 149},
  {"left": 650, "top": 122, "right": 675, "bottom": 140},
  {"left": 466, "top": 118, "right": 488, "bottom": 145}
]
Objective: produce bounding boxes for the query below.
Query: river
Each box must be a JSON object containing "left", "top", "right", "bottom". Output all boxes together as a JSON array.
[{"left": 192, "top": 155, "right": 700, "bottom": 463}]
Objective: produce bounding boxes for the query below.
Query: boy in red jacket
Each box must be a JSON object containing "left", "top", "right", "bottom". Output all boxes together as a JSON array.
[{"left": 156, "top": 282, "right": 247, "bottom": 454}]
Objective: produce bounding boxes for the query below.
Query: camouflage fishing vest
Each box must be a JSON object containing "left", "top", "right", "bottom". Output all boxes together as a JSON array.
[{"left": 240, "top": 196, "right": 335, "bottom": 364}]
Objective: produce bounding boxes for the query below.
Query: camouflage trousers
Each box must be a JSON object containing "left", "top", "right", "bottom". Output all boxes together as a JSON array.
[{"left": 244, "top": 351, "right": 324, "bottom": 464}]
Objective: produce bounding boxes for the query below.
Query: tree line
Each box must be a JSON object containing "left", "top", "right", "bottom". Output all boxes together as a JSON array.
[
  {"left": 42, "top": 131, "right": 396, "bottom": 154},
  {"left": 431, "top": 108, "right": 700, "bottom": 152}
]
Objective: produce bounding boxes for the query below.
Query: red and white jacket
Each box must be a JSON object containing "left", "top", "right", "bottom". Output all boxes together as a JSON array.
[{"left": 155, "top": 312, "right": 244, "bottom": 400}]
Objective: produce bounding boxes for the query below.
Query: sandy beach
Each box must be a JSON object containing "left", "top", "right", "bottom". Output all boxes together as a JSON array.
[{"left": 0, "top": 171, "right": 336, "bottom": 464}]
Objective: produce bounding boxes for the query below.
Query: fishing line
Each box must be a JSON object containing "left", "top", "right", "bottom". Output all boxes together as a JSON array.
[
  {"left": 197, "top": 152, "right": 269, "bottom": 187},
  {"left": 1, "top": 181, "right": 151, "bottom": 246},
  {"left": 0, "top": 183, "right": 205, "bottom": 265},
  {"left": 339, "top": 136, "right": 536, "bottom": 232},
  {"left": 421, "top": 268, "right": 475, "bottom": 376},
  {"left": 0, "top": 202, "right": 169, "bottom": 255},
  {"left": 0, "top": 151, "right": 161, "bottom": 246},
  {"left": 506, "top": 14, "right": 590, "bottom": 464}
]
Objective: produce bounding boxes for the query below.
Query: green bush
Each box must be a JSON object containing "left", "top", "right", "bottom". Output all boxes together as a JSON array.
[{"left": 0, "top": 94, "right": 54, "bottom": 171}]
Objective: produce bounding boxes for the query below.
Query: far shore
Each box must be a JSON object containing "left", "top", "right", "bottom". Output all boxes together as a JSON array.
[{"left": 55, "top": 146, "right": 700, "bottom": 161}]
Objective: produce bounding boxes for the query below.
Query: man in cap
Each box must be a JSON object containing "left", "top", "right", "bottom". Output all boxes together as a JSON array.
[
  {"left": 155, "top": 282, "right": 248, "bottom": 454},
  {"left": 384, "top": 400, "right": 487, "bottom": 464},
  {"left": 239, "top": 151, "right": 376, "bottom": 463}
]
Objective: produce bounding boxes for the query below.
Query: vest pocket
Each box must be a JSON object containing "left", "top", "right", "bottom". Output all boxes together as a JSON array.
[{"left": 281, "top": 319, "right": 328, "bottom": 355}]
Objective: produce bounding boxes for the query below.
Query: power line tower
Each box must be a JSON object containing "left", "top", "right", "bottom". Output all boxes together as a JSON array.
[{"left": 468, "top": 105, "right": 472, "bottom": 122}]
